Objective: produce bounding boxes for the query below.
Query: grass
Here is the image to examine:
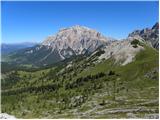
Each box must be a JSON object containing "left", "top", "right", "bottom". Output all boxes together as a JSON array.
[{"left": 1, "top": 45, "right": 159, "bottom": 118}]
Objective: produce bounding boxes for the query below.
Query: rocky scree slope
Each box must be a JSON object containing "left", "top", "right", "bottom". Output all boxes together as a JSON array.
[{"left": 97, "top": 39, "right": 144, "bottom": 65}]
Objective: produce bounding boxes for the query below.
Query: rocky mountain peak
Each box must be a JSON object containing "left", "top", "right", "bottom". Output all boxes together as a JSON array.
[{"left": 41, "top": 25, "right": 112, "bottom": 59}]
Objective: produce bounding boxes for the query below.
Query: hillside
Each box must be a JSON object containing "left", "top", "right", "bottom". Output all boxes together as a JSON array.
[
  {"left": 1, "top": 42, "right": 159, "bottom": 118},
  {"left": 1, "top": 23, "right": 159, "bottom": 119}
]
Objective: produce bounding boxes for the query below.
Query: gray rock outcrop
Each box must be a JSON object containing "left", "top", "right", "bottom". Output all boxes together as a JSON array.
[
  {"left": 128, "top": 22, "right": 159, "bottom": 50},
  {"left": 0, "top": 113, "right": 16, "bottom": 119}
]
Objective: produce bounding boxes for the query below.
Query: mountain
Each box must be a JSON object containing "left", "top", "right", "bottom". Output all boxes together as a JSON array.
[
  {"left": 128, "top": 22, "right": 159, "bottom": 50},
  {"left": 3, "top": 23, "right": 159, "bottom": 67},
  {"left": 42, "top": 25, "right": 113, "bottom": 56},
  {"left": 3, "top": 23, "right": 158, "bottom": 67},
  {"left": 1, "top": 23, "right": 159, "bottom": 118},
  {"left": 1, "top": 42, "right": 38, "bottom": 55},
  {"left": 7, "top": 25, "right": 114, "bottom": 66},
  {"left": 94, "top": 23, "right": 159, "bottom": 66}
]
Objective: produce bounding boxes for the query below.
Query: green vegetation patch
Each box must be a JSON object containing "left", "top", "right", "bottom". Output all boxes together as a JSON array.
[{"left": 1, "top": 44, "right": 159, "bottom": 118}]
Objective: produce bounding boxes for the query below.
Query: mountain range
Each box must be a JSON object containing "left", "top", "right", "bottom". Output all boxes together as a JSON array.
[
  {"left": 1, "top": 23, "right": 159, "bottom": 119},
  {"left": 1, "top": 42, "right": 38, "bottom": 55},
  {"left": 4, "top": 23, "right": 158, "bottom": 67}
]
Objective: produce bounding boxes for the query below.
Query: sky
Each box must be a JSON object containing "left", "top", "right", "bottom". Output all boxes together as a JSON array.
[{"left": 1, "top": 1, "right": 159, "bottom": 43}]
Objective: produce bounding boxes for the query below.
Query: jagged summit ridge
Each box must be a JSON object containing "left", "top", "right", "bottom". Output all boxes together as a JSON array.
[{"left": 128, "top": 22, "right": 159, "bottom": 49}]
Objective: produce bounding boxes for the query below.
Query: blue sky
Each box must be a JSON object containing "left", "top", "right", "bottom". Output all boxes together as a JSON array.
[{"left": 2, "top": 1, "right": 159, "bottom": 43}]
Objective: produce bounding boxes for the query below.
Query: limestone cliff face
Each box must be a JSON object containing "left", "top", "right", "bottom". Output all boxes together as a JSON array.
[{"left": 41, "top": 25, "right": 112, "bottom": 59}]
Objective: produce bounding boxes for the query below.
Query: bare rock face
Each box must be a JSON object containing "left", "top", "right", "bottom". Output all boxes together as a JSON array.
[
  {"left": 128, "top": 22, "right": 159, "bottom": 50},
  {"left": 42, "top": 25, "right": 111, "bottom": 59}
]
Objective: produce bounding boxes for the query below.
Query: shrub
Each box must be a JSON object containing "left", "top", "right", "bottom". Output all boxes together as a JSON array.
[
  {"left": 99, "top": 100, "right": 105, "bottom": 106},
  {"left": 108, "top": 70, "right": 115, "bottom": 76},
  {"left": 131, "top": 39, "right": 140, "bottom": 48}
]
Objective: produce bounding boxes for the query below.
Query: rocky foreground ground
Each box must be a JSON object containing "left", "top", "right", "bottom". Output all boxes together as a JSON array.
[{"left": 0, "top": 113, "right": 16, "bottom": 119}]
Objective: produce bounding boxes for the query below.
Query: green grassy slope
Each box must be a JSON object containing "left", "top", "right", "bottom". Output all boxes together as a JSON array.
[{"left": 1, "top": 45, "right": 159, "bottom": 118}]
